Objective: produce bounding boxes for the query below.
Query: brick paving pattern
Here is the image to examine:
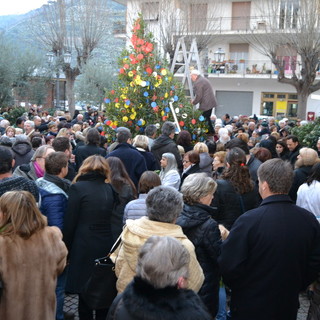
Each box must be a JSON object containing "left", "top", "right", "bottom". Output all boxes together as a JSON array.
[{"left": 64, "top": 292, "right": 310, "bottom": 320}]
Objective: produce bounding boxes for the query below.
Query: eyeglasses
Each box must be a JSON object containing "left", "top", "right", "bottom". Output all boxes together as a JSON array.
[{"left": 183, "top": 160, "right": 190, "bottom": 163}]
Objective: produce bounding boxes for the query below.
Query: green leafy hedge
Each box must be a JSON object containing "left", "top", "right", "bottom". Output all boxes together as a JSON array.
[{"left": 291, "top": 117, "right": 320, "bottom": 149}]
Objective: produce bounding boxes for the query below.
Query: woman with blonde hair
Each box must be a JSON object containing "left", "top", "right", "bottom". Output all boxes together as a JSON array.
[
  {"left": 133, "top": 135, "right": 158, "bottom": 171},
  {"left": 194, "top": 142, "right": 213, "bottom": 176},
  {"left": 0, "top": 191, "right": 67, "bottom": 320},
  {"left": 63, "top": 155, "right": 117, "bottom": 320},
  {"left": 212, "top": 151, "right": 226, "bottom": 180},
  {"left": 289, "top": 147, "right": 320, "bottom": 203}
]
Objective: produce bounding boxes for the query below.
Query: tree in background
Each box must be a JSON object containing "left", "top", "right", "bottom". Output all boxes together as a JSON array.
[
  {"left": 104, "top": 15, "right": 208, "bottom": 141},
  {"left": 245, "top": 0, "right": 320, "bottom": 119},
  {"left": 29, "top": 0, "right": 118, "bottom": 116}
]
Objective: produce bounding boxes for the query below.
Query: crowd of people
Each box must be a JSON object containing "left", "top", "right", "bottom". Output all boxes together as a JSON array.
[{"left": 0, "top": 106, "right": 320, "bottom": 320}]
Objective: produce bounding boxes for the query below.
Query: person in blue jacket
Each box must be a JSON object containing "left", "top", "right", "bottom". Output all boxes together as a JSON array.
[{"left": 36, "top": 151, "right": 72, "bottom": 320}]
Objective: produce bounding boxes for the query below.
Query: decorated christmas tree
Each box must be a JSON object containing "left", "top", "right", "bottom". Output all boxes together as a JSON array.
[{"left": 103, "top": 14, "right": 208, "bottom": 141}]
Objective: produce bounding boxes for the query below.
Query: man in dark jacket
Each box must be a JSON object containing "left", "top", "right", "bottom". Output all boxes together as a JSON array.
[
  {"left": 11, "top": 136, "right": 34, "bottom": 169},
  {"left": 287, "top": 135, "right": 301, "bottom": 167},
  {"left": 219, "top": 159, "right": 320, "bottom": 320},
  {"left": 191, "top": 70, "right": 217, "bottom": 134},
  {"left": 107, "top": 128, "right": 147, "bottom": 187},
  {"left": 151, "top": 121, "right": 182, "bottom": 171}
]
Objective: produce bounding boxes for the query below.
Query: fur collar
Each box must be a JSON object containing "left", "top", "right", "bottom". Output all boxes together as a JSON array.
[{"left": 121, "top": 277, "right": 211, "bottom": 320}]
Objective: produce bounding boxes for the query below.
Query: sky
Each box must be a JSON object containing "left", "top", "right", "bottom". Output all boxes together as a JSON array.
[{"left": 0, "top": 0, "right": 49, "bottom": 16}]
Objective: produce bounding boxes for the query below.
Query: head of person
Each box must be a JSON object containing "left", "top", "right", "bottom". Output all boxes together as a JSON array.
[
  {"left": 190, "top": 69, "right": 200, "bottom": 82},
  {"left": 213, "top": 151, "right": 226, "bottom": 171},
  {"left": 286, "top": 135, "right": 299, "bottom": 152},
  {"left": 253, "top": 147, "right": 272, "bottom": 163},
  {"left": 136, "top": 236, "right": 190, "bottom": 289},
  {"left": 133, "top": 135, "right": 149, "bottom": 151},
  {"left": 52, "top": 136, "right": 72, "bottom": 158},
  {"left": 222, "top": 147, "right": 253, "bottom": 194},
  {"left": 0, "top": 119, "right": 10, "bottom": 129},
  {"left": 45, "top": 152, "right": 68, "bottom": 178},
  {"left": 177, "top": 130, "right": 192, "bottom": 147},
  {"left": 48, "top": 122, "right": 58, "bottom": 133},
  {"left": 258, "top": 158, "right": 293, "bottom": 199},
  {"left": 138, "top": 171, "right": 161, "bottom": 194},
  {"left": 5, "top": 126, "right": 16, "bottom": 138},
  {"left": 31, "top": 145, "right": 55, "bottom": 171},
  {"left": 117, "top": 128, "right": 132, "bottom": 144},
  {"left": 306, "top": 163, "right": 320, "bottom": 186},
  {"left": 0, "top": 146, "right": 14, "bottom": 174},
  {"left": 181, "top": 173, "right": 217, "bottom": 206},
  {"left": 33, "top": 116, "right": 42, "bottom": 127},
  {"left": 45, "top": 135, "right": 55, "bottom": 145},
  {"left": 160, "top": 152, "right": 178, "bottom": 172},
  {"left": 206, "top": 139, "right": 217, "bottom": 156},
  {"left": 146, "top": 186, "right": 183, "bottom": 223},
  {"left": 193, "top": 142, "right": 209, "bottom": 154},
  {"left": 75, "top": 155, "right": 110, "bottom": 183},
  {"left": 145, "top": 124, "right": 157, "bottom": 139},
  {"left": 276, "top": 140, "right": 289, "bottom": 155},
  {"left": 295, "top": 147, "right": 320, "bottom": 168},
  {"left": 0, "top": 191, "right": 47, "bottom": 239},
  {"left": 106, "top": 156, "right": 137, "bottom": 195},
  {"left": 16, "top": 117, "right": 25, "bottom": 129},
  {"left": 161, "top": 121, "right": 176, "bottom": 139},
  {"left": 225, "top": 137, "right": 250, "bottom": 155},
  {"left": 85, "top": 128, "right": 101, "bottom": 146},
  {"left": 24, "top": 120, "right": 35, "bottom": 134},
  {"left": 0, "top": 136, "right": 13, "bottom": 148},
  {"left": 183, "top": 150, "right": 200, "bottom": 170},
  {"left": 31, "top": 136, "right": 43, "bottom": 150}
]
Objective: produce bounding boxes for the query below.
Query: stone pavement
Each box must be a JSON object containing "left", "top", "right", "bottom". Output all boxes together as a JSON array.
[{"left": 64, "top": 292, "right": 310, "bottom": 320}]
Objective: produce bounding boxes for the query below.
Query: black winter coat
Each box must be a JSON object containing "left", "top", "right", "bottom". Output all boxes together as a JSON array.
[
  {"left": 63, "top": 172, "right": 116, "bottom": 293},
  {"left": 176, "top": 203, "right": 221, "bottom": 317},
  {"left": 151, "top": 135, "right": 183, "bottom": 171},
  {"left": 289, "top": 165, "right": 313, "bottom": 203},
  {"left": 180, "top": 163, "right": 201, "bottom": 188},
  {"left": 74, "top": 143, "right": 106, "bottom": 170},
  {"left": 107, "top": 277, "right": 212, "bottom": 320},
  {"left": 211, "top": 179, "right": 260, "bottom": 230},
  {"left": 219, "top": 195, "right": 320, "bottom": 320}
]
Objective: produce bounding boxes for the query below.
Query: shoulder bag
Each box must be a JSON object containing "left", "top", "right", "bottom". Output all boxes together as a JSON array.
[{"left": 81, "top": 235, "right": 122, "bottom": 310}]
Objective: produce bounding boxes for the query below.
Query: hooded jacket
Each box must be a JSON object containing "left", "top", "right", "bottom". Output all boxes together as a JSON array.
[
  {"left": 11, "top": 140, "right": 34, "bottom": 169},
  {"left": 151, "top": 135, "right": 183, "bottom": 171},
  {"left": 111, "top": 217, "right": 204, "bottom": 294},
  {"left": 177, "top": 203, "right": 221, "bottom": 317}
]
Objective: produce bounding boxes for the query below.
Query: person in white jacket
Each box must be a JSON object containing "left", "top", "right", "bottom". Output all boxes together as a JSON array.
[
  {"left": 297, "top": 162, "right": 320, "bottom": 222},
  {"left": 159, "top": 152, "right": 181, "bottom": 190}
]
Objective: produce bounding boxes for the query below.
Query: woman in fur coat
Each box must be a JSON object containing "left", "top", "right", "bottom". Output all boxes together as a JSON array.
[
  {"left": 107, "top": 236, "right": 211, "bottom": 320},
  {"left": 0, "top": 191, "right": 67, "bottom": 320}
]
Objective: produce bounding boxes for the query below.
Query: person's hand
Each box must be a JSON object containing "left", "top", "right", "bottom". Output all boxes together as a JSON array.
[
  {"left": 219, "top": 224, "right": 229, "bottom": 240},
  {"left": 70, "top": 154, "right": 76, "bottom": 163}
]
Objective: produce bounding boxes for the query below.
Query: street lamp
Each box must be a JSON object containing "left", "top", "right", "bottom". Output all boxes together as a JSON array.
[
  {"left": 46, "top": 51, "right": 72, "bottom": 110},
  {"left": 214, "top": 48, "right": 225, "bottom": 63}
]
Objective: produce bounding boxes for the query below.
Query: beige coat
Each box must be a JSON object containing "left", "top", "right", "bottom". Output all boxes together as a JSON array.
[
  {"left": 0, "top": 226, "right": 67, "bottom": 320},
  {"left": 111, "top": 217, "right": 204, "bottom": 293}
]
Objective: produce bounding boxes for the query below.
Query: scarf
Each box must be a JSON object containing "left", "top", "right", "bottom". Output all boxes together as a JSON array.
[
  {"left": 44, "top": 173, "right": 71, "bottom": 195},
  {"left": 33, "top": 161, "right": 44, "bottom": 178}
]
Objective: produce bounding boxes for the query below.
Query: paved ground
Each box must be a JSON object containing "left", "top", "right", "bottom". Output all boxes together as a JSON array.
[{"left": 64, "top": 292, "right": 310, "bottom": 320}]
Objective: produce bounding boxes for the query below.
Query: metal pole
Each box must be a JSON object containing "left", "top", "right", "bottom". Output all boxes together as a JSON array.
[{"left": 56, "top": 71, "right": 60, "bottom": 110}]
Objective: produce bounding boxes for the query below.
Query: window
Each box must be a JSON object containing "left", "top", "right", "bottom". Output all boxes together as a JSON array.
[
  {"left": 279, "top": 0, "right": 299, "bottom": 29},
  {"left": 231, "top": 2, "right": 251, "bottom": 30},
  {"left": 276, "top": 45, "right": 297, "bottom": 73},
  {"left": 142, "top": 2, "right": 159, "bottom": 21},
  {"left": 261, "top": 92, "right": 298, "bottom": 118},
  {"left": 229, "top": 43, "right": 249, "bottom": 73},
  {"left": 189, "top": 3, "right": 208, "bottom": 32}
]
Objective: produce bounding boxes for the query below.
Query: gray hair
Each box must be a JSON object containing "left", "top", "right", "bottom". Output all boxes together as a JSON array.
[
  {"left": 145, "top": 124, "right": 157, "bottom": 137},
  {"left": 159, "top": 152, "right": 178, "bottom": 180},
  {"left": 181, "top": 173, "right": 217, "bottom": 205},
  {"left": 133, "top": 135, "right": 149, "bottom": 150},
  {"left": 24, "top": 120, "right": 35, "bottom": 128},
  {"left": 136, "top": 236, "right": 189, "bottom": 289},
  {"left": 117, "top": 128, "right": 132, "bottom": 143},
  {"left": 31, "top": 145, "right": 54, "bottom": 162},
  {"left": 146, "top": 186, "right": 183, "bottom": 223},
  {"left": 0, "top": 119, "right": 10, "bottom": 128},
  {"left": 258, "top": 158, "right": 293, "bottom": 194},
  {"left": 161, "top": 121, "right": 176, "bottom": 136}
]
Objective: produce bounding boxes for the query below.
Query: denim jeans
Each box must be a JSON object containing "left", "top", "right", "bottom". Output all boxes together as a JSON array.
[
  {"left": 216, "top": 286, "right": 227, "bottom": 320},
  {"left": 56, "top": 268, "right": 68, "bottom": 320}
]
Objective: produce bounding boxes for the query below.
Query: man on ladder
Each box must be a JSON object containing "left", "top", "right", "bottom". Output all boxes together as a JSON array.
[{"left": 190, "top": 69, "right": 217, "bottom": 135}]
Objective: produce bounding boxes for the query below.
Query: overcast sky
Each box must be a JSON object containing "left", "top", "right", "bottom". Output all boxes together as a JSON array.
[{"left": 0, "top": 0, "right": 49, "bottom": 16}]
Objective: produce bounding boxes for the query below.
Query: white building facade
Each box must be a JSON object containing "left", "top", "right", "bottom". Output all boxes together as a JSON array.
[{"left": 115, "top": 0, "right": 320, "bottom": 120}]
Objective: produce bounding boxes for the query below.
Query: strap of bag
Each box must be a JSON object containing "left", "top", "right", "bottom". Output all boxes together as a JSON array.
[{"left": 108, "top": 234, "right": 122, "bottom": 256}]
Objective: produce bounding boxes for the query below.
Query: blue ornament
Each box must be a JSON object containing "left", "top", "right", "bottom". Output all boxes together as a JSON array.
[
  {"left": 200, "top": 136, "right": 204, "bottom": 142},
  {"left": 165, "top": 107, "right": 170, "bottom": 112},
  {"left": 104, "top": 98, "right": 111, "bottom": 103},
  {"left": 173, "top": 95, "right": 179, "bottom": 101},
  {"left": 171, "top": 85, "right": 175, "bottom": 90},
  {"left": 192, "top": 134, "right": 196, "bottom": 140},
  {"left": 146, "top": 99, "right": 150, "bottom": 103},
  {"left": 143, "top": 71, "right": 147, "bottom": 74},
  {"left": 146, "top": 81, "right": 150, "bottom": 86},
  {"left": 155, "top": 65, "right": 161, "bottom": 69},
  {"left": 199, "top": 115, "right": 205, "bottom": 121},
  {"left": 144, "top": 92, "right": 149, "bottom": 97},
  {"left": 137, "top": 120, "right": 142, "bottom": 125},
  {"left": 139, "top": 127, "right": 144, "bottom": 133},
  {"left": 125, "top": 100, "right": 131, "bottom": 105},
  {"left": 151, "top": 102, "right": 157, "bottom": 108}
]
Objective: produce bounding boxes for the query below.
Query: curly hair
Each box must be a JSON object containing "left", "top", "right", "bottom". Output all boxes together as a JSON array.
[{"left": 222, "top": 147, "right": 254, "bottom": 194}]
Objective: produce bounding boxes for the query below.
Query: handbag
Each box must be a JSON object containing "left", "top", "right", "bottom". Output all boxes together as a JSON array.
[{"left": 81, "top": 236, "right": 122, "bottom": 310}]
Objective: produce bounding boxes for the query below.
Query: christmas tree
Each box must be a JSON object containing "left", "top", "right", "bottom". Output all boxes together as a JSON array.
[{"left": 103, "top": 14, "right": 207, "bottom": 141}]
